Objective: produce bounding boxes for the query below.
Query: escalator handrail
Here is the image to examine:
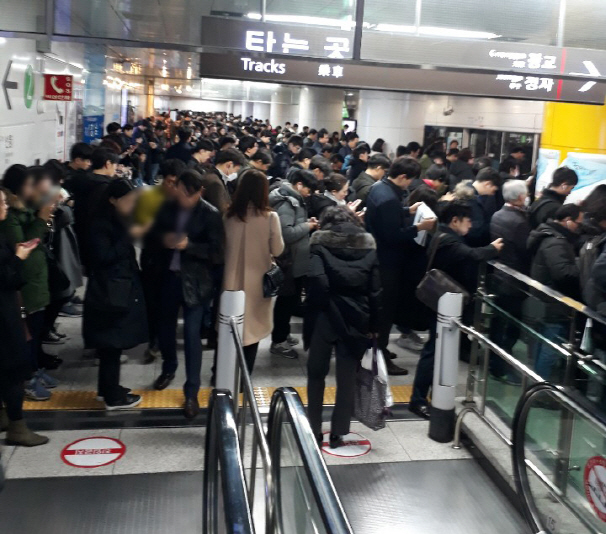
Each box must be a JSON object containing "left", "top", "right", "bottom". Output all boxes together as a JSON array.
[
  {"left": 512, "top": 382, "right": 606, "bottom": 534},
  {"left": 203, "top": 389, "right": 255, "bottom": 534},
  {"left": 267, "top": 387, "right": 353, "bottom": 534}
]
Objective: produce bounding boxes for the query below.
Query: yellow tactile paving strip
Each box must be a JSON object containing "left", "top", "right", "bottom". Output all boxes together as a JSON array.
[{"left": 23, "top": 385, "right": 413, "bottom": 411}]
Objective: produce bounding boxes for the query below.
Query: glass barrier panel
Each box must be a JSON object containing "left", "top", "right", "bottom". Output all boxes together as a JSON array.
[
  {"left": 278, "top": 421, "right": 327, "bottom": 534},
  {"left": 523, "top": 389, "right": 606, "bottom": 533}
]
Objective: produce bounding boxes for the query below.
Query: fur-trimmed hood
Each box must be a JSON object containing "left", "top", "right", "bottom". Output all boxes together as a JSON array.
[
  {"left": 4, "top": 190, "right": 26, "bottom": 210},
  {"left": 310, "top": 226, "right": 376, "bottom": 251}
]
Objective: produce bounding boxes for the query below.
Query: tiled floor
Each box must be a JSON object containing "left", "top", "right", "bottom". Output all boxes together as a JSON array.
[{"left": 1, "top": 420, "right": 471, "bottom": 479}]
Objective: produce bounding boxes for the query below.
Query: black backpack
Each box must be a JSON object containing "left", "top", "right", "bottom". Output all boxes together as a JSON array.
[{"left": 580, "top": 234, "right": 606, "bottom": 306}]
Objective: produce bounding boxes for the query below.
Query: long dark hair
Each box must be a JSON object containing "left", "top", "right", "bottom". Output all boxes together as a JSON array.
[{"left": 226, "top": 169, "right": 270, "bottom": 222}]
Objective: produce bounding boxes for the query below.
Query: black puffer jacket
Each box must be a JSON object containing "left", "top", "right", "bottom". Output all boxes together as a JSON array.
[
  {"left": 83, "top": 211, "right": 148, "bottom": 350},
  {"left": 148, "top": 198, "right": 225, "bottom": 306},
  {"left": 303, "top": 223, "right": 381, "bottom": 359},
  {"left": 0, "top": 236, "right": 29, "bottom": 378},
  {"left": 529, "top": 189, "right": 567, "bottom": 229},
  {"left": 269, "top": 143, "right": 294, "bottom": 180},
  {"left": 528, "top": 221, "right": 580, "bottom": 300}
]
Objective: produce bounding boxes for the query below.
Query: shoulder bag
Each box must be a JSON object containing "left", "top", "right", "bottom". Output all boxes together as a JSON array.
[
  {"left": 263, "top": 213, "right": 284, "bottom": 298},
  {"left": 415, "top": 232, "right": 470, "bottom": 313}
]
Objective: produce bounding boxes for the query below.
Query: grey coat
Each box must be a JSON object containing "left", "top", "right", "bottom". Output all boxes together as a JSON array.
[{"left": 269, "top": 182, "right": 310, "bottom": 279}]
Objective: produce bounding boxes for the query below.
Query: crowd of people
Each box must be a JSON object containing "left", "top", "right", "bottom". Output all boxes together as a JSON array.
[{"left": 0, "top": 109, "right": 604, "bottom": 450}]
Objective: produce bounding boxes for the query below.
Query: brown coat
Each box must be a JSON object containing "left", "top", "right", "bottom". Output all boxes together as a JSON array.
[
  {"left": 223, "top": 209, "right": 284, "bottom": 345},
  {"left": 200, "top": 168, "right": 231, "bottom": 214}
]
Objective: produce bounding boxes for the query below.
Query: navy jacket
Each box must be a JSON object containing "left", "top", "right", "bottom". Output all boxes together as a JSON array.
[
  {"left": 165, "top": 141, "right": 192, "bottom": 164},
  {"left": 365, "top": 177, "right": 418, "bottom": 269}
]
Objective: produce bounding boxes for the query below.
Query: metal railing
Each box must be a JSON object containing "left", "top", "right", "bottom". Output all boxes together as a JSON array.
[
  {"left": 226, "top": 317, "right": 353, "bottom": 534},
  {"left": 267, "top": 388, "right": 354, "bottom": 534},
  {"left": 229, "top": 317, "right": 276, "bottom": 533},
  {"left": 512, "top": 382, "right": 606, "bottom": 534},
  {"left": 203, "top": 389, "right": 255, "bottom": 534}
]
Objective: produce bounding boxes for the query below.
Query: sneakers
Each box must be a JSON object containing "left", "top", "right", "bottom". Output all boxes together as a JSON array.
[
  {"left": 286, "top": 335, "right": 300, "bottom": 347},
  {"left": 71, "top": 295, "right": 84, "bottom": 305},
  {"left": 96, "top": 387, "right": 131, "bottom": 402},
  {"left": 59, "top": 302, "right": 83, "bottom": 318},
  {"left": 38, "top": 353, "right": 63, "bottom": 370},
  {"left": 36, "top": 369, "right": 59, "bottom": 389},
  {"left": 42, "top": 331, "right": 65, "bottom": 345},
  {"left": 396, "top": 333, "right": 425, "bottom": 352},
  {"left": 270, "top": 342, "right": 298, "bottom": 359},
  {"left": 105, "top": 393, "right": 142, "bottom": 411},
  {"left": 52, "top": 326, "right": 68, "bottom": 339},
  {"left": 24, "top": 378, "right": 52, "bottom": 401}
]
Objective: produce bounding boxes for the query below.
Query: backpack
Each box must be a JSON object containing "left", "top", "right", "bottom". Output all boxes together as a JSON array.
[{"left": 580, "top": 233, "right": 606, "bottom": 296}]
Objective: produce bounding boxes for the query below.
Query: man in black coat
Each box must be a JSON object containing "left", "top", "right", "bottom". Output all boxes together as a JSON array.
[
  {"left": 411, "top": 201, "right": 502, "bottom": 419},
  {"left": 269, "top": 135, "right": 303, "bottom": 180},
  {"left": 149, "top": 170, "right": 224, "bottom": 419},
  {"left": 527, "top": 203, "right": 582, "bottom": 379},
  {"left": 462, "top": 167, "right": 501, "bottom": 248},
  {"left": 165, "top": 128, "right": 193, "bottom": 164},
  {"left": 489, "top": 179, "right": 531, "bottom": 381},
  {"left": 365, "top": 157, "right": 436, "bottom": 374},
  {"left": 529, "top": 167, "right": 578, "bottom": 229}
]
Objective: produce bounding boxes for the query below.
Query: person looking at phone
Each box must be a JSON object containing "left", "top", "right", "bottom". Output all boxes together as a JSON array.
[
  {"left": 0, "top": 166, "right": 56, "bottom": 401},
  {"left": 0, "top": 186, "right": 49, "bottom": 445},
  {"left": 148, "top": 170, "right": 225, "bottom": 420},
  {"left": 410, "top": 201, "right": 503, "bottom": 419},
  {"left": 365, "top": 157, "right": 437, "bottom": 375},
  {"left": 83, "top": 179, "right": 148, "bottom": 410}
]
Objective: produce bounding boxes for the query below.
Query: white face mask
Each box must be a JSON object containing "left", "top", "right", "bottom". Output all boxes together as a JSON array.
[
  {"left": 524, "top": 196, "right": 531, "bottom": 207},
  {"left": 227, "top": 172, "right": 238, "bottom": 182}
]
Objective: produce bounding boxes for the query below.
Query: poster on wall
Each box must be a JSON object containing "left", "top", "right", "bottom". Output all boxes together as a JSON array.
[
  {"left": 560, "top": 153, "right": 606, "bottom": 204},
  {"left": 535, "top": 148, "right": 561, "bottom": 193},
  {"left": 83, "top": 115, "right": 104, "bottom": 144}
]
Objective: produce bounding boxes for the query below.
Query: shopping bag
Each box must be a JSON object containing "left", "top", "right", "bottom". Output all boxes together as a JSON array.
[{"left": 354, "top": 345, "right": 391, "bottom": 430}]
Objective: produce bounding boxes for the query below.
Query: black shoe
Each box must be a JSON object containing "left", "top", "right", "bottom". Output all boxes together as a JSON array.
[
  {"left": 329, "top": 433, "right": 344, "bottom": 449},
  {"left": 385, "top": 359, "right": 409, "bottom": 376},
  {"left": 409, "top": 403, "right": 431, "bottom": 420},
  {"left": 383, "top": 348, "right": 397, "bottom": 360},
  {"left": 184, "top": 397, "right": 200, "bottom": 420},
  {"left": 51, "top": 327, "right": 67, "bottom": 339},
  {"left": 38, "top": 353, "right": 63, "bottom": 370},
  {"left": 153, "top": 373, "right": 175, "bottom": 391},
  {"left": 316, "top": 433, "right": 324, "bottom": 448},
  {"left": 42, "top": 331, "right": 65, "bottom": 345},
  {"left": 105, "top": 394, "right": 142, "bottom": 411}
]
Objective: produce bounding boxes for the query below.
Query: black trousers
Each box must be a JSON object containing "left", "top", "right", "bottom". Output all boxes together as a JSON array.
[
  {"left": 272, "top": 277, "right": 305, "bottom": 344},
  {"left": 307, "top": 315, "right": 359, "bottom": 438},
  {"left": 44, "top": 296, "right": 71, "bottom": 335},
  {"left": 97, "top": 347, "right": 124, "bottom": 402},
  {"left": 243, "top": 343, "right": 259, "bottom": 375},
  {"left": 377, "top": 267, "right": 404, "bottom": 352},
  {"left": 0, "top": 372, "right": 25, "bottom": 421}
]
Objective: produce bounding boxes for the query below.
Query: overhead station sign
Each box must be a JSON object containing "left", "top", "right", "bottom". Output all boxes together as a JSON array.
[{"left": 199, "top": 52, "right": 606, "bottom": 104}]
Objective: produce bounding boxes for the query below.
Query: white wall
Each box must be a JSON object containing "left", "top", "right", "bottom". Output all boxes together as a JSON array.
[
  {"left": 357, "top": 90, "right": 545, "bottom": 151},
  {"left": 0, "top": 38, "right": 85, "bottom": 172},
  {"left": 168, "top": 97, "right": 233, "bottom": 113}
]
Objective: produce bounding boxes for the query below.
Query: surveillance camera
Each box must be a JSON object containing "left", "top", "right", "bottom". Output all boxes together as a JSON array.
[{"left": 443, "top": 107, "right": 454, "bottom": 116}]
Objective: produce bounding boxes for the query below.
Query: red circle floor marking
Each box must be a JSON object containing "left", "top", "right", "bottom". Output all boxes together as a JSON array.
[
  {"left": 585, "top": 456, "right": 606, "bottom": 522},
  {"left": 61, "top": 437, "right": 126, "bottom": 468},
  {"left": 321, "top": 431, "right": 372, "bottom": 458}
]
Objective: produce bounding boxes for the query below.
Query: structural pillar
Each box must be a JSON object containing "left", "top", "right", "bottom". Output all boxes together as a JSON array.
[
  {"left": 357, "top": 91, "right": 427, "bottom": 157},
  {"left": 298, "top": 86, "right": 344, "bottom": 134},
  {"left": 270, "top": 87, "right": 299, "bottom": 128}
]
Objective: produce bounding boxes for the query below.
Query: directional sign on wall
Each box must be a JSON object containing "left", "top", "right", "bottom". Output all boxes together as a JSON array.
[{"left": 199, "top": 52, "right": 606, "bottom": 104}]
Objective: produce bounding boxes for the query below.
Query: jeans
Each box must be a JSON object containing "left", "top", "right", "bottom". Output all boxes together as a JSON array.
[
  {"left": 307, "top": 315, "right": 359, "bottom": 438},
  {"left": 158, "top": 271, "right": 207, "bottom": 399},
  {"left": 411, "top": 315, "right": 437, "bottom": 407},
  {"left": 25, "top": 310, "right": 45, "bottom": 372},
  {"left": 148, "top": 163, "right": 160, "bottom": 185},
  {"left": 534, "top": 322, "right": 568, "bottom": 380},
  {"left": 272, "top": 277, "right": 304, "bottom": 344},
  {"left": 97, "top": 347, "right": 124, "bottom": 402}
]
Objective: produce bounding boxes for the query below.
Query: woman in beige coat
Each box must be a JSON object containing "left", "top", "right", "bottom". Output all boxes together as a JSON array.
[{"left": 223, "top": 169, "right": 284, "bottom": 372}]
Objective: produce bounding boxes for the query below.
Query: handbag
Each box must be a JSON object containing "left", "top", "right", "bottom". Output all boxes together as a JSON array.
[
  {"left": 263, "top": 214, "right": 285, "bottom": 298},
  {"left": 263, "top": 262, "right": 284, "bottom": 298},
  {"left": 415, "top": 232, "right": 470, "bottom": 313},
  {"left": 354, "top": 343, "right": 390, "bottom": 431}
]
